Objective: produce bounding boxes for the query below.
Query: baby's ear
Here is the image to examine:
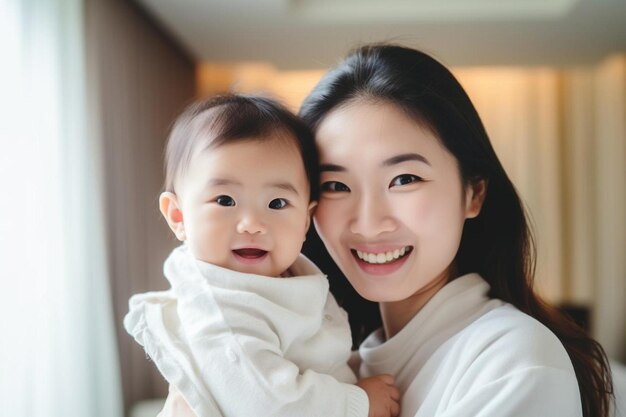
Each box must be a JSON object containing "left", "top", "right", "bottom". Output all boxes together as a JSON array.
[
  {"left": 159, "top": 192, "right": 186, "bottom": 241},
  {"left": 303, "top": 201, "right": 318, "bottom": 238}
]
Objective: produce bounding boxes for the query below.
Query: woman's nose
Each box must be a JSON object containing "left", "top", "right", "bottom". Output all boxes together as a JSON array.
[
  {"left": 349, "top": 193, "right": 396, "bottom": 238},
  {"left": 236, "top": 211, "right": 267, "bottom": 235}
]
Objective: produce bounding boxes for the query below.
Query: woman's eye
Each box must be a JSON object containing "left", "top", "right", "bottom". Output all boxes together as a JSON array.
[
  {"left": 390, "top": 174, "right": 422, "bottom": 187},
  {"left": 215, "top": 195, "right": 236, "bottom": 206},
  {"left": 320, "top": 181, "right": 350, "bottom": 193},
  {"left": 268, "top": 198, "right": 288, "bottom": 210}
]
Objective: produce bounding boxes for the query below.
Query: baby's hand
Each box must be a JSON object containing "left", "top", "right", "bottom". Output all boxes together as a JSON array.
[{"left": 356, "top": 374, "right": 401, "bottom": 417}]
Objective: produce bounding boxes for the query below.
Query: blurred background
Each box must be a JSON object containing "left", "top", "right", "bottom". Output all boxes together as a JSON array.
[{"left": 1, "top": 0, "right": 624, "bottom": 416}]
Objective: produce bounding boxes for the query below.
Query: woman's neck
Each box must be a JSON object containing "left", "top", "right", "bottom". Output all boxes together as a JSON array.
[{"left": 379, "top": 266, "right": 456, "bottom": 339}]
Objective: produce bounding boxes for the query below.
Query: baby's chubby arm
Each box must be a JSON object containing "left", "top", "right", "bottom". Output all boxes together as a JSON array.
[
  {"left": 127, "top": 290, "right": 370, "bottom": 416},
  {"left": 126, "top": 286, "right": 401, "bottom": 417},
  {"left": 186, "top": 330, "right": 369, "bottom": 417},
  {"left": 146, "top": 278, "right": 369, "bottom": 417}
]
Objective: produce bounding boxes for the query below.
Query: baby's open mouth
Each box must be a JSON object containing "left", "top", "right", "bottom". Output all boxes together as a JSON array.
[
  {"left": 233, "top": 248, "right": 268, "bottom": 259},
  {"left": 352, "top": 246, "right": 413, "bottom": 265}
]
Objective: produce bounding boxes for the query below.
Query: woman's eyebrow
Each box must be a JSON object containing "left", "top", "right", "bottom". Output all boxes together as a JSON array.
[
  {"left": 319, "top": 163, "right": 346, "bottom": 172},
  {"left": 382, "top": 153, "right": 431, "bottom": 167}
]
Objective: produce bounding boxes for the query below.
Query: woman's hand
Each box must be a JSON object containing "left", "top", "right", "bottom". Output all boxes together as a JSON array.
[
  {"left": 156, "top": 385, "right": 197, "bottom": 417},
  {"left": 356, "top": 374, "right": 401, "bottom": 417}
]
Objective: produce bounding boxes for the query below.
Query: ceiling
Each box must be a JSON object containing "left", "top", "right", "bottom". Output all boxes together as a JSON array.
[{"left": 135, "top": 0, "right": 626, "bottom": 69}]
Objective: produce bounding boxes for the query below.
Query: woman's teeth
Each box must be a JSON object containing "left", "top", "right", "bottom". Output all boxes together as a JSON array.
[{"left": 355, "top": 246, "right": 411, "bottom": 264}]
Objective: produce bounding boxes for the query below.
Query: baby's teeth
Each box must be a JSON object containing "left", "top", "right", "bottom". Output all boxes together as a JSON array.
[
  {"left": 400, "top": 247, "right": 406, "bottom": 256},
  {"left": 393, "top": 249, "right": 400, "bottom": 259},
  {"left": 368, "top": 253, "right": 377, "bottom": 263}
]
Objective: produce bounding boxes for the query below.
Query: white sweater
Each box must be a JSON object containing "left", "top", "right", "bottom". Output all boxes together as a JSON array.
[
  {"left": 358, "top": 273, "right": 582, "bottom": 417},
  {"left": 124, "top": 245, "right": 368, "bottom": 417}
]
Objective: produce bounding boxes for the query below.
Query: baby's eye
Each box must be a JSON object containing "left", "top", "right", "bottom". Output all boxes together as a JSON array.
[
  {"left": 389, "top": 174, "right": 422, "bottom": 187},
  {"left": 321, "top": 181, "right": 350, "bottom": 193},
  {"left": 215, "top": 195, "right": 236, "bottom": 206},
  {"left": 268, "top": 198, "right": 288, "bottom": 210}
]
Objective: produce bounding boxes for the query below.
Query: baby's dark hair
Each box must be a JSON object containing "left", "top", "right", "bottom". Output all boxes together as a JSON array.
[{"left": 163, "top": 94, "right": 319, "bottom": 201}]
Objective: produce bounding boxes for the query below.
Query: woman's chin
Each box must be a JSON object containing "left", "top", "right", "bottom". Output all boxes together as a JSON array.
[{"left": 346, "top": 277, "right": 402, "bottom": 302}]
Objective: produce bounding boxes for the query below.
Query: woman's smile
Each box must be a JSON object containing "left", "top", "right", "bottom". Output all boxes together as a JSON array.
[
  {"left": 353, "top": 245, "right": 413, "bottom": 264},
  {"left": 351, "top": 245, "right": 414, "bottom": 275}
]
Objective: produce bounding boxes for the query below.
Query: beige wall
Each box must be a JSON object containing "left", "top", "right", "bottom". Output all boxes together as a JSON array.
[
  {"left": 84, "top": 0, "right": 196, "bottom": 413},
  {"left": 196, "top": 62, "right": 325, "bottom": 111}
]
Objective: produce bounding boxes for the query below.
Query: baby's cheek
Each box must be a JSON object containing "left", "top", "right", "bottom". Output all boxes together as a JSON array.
[{"left": 191, "top": 221, "right": 228, "bottom": 263}]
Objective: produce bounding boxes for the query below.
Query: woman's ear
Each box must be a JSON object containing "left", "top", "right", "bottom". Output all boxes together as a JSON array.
[
  {"left": 159, "top": 192, "right": 186, "bottom": 241},
  {"left": 464, "top": 178, "right": 488, "bottom": 219}
]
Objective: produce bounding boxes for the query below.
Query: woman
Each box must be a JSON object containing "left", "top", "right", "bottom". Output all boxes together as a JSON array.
[{"left": 160, "top": 44, "right": 613, "bottom": 416}]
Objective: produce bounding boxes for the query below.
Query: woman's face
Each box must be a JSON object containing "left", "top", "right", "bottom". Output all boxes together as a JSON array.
[{"left": 314, "top": 101, "right": 484, "bottom": 303}]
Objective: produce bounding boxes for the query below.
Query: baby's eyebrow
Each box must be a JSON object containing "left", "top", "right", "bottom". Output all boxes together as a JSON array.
[
  {"left": 206, "top": 178, "right": 241, "bottom": 187},
  {"left": 269, "top": 182, "right": 300, "bottom": 196},
  {"left": 382, "top": 153, "right": 431, "bottom": 167},
  {"left": 207, "top": 178, "right": 300, "bottom": 196}
]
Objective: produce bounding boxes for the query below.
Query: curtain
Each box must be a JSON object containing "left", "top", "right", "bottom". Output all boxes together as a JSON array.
[
  {"left": 0, "top": 1, "right": 124, "bottom": 416},
  {"left": 455, "top": 67, "right": 566, "bottom": 303},
  {"left": 587, "top": 56, "right": 626, "bottom": 361},
  {"left": 81, "top": 0, "right": 197, "bottom": 408},
  {"left": 455, "top": 58, "right": 626, "bottom": 360}
]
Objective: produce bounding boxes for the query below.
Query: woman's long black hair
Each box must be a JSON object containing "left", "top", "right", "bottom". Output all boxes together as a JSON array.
[{"left": 299, "top": 44, "right": 613, "bottom": 417}]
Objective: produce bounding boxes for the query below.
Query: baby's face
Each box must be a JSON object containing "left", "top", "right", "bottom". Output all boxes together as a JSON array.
[{"left": 175, "top": 136, "right": 314, "bottom": 276}]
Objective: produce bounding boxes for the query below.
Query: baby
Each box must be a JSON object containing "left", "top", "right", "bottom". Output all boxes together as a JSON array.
[{"left": 124, "top": 95, "right": 400, "bottom": 417}]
